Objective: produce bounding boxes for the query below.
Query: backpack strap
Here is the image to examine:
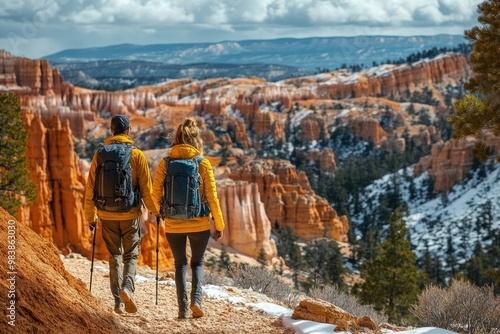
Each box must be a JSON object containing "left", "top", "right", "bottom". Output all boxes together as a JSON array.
[{"left": 193, "top": 156, "right": 207, "bottom": 203}]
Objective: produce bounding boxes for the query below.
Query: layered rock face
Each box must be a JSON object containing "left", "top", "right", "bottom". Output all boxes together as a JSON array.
[
  {"left": 312, "top": 54, "right": 470, "bottom": 100},
  {"left": 19, "top": 113, "right": 88, "bottom": 253},
  {"left": 217, "top": 179, "right": 278, "bottom": 260},
  {"left": 227, "top": 159, "right": 349, "bottom": 242},
  {"left": 414, "top": 135, "right": 500, "bottom": 192}
]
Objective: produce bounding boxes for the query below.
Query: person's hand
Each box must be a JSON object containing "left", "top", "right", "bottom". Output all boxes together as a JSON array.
[
  {"left": 89, "top": 221, "right": 97, "bottom": 233},
  {"left": 214, "top": 230, "right": 223, "bottom": 242}
]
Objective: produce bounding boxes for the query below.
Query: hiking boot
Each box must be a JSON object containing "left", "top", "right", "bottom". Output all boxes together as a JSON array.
[
  {"left": 178, "top": 308, "right": 189, "bottom": 319},
  {"left": 114, "top": 301, "right": 125, "bottom": 314},
  {"left": 119, "top": 288, "right": 138, "bottom": 313},
  {"left": 190, "top": 303, "right": 203, "bottom": 318}
]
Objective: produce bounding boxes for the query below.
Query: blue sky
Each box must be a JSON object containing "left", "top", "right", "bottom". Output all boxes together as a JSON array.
[{"left": 0, "top": 0, "right": 483, "bottom": 59}]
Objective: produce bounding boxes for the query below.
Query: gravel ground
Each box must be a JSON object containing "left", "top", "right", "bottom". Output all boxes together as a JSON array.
[{"left": 63, "top": 254, "right": 293, "bottom": 334}]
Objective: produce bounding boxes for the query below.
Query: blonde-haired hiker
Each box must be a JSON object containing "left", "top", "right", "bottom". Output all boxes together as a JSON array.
[{"left": 152, "top": 117, "right": 225, "bottom": 319}]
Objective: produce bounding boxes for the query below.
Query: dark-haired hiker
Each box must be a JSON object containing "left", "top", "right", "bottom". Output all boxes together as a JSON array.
[{"left": 84, "top": 114, "right": 160, "bottom": 314}]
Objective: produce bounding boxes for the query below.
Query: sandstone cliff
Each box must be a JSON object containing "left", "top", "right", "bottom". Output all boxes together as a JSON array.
[
  {"left": 227, "top": 159, "right": 348, "bottom": 242},
  {"left": 217, "top": 179, "right": 278, "bottom": 259},
  {"left": 414, "top": 134, "right": 500, "bottom": 192},
  {"left": 310, "top": 53, "right": 470, "bottom": 100}
]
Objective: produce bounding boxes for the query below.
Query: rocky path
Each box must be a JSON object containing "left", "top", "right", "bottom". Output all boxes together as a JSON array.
[{"left": 63, "top": 254, "right": 292, "bottom": 334}]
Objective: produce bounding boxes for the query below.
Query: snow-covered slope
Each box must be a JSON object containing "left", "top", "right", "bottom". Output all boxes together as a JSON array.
[{"left": 352, "top": 161, "right": 500, "bottom": 264}]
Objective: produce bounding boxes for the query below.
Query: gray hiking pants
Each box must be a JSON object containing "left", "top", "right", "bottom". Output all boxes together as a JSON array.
[
  {"left": 166, "top": 230, "right": 210, "bottom": 312},
  {"left": 101, "top": 218, "right": 141, "bottom": 303}
]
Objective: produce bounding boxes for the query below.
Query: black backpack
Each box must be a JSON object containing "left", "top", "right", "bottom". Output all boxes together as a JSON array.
[
  {"left": 160, "top": 156, "right": 210, "bottom": 220},
  {"left": 92, "top": 142, "right": 139, "bottom": 212}
]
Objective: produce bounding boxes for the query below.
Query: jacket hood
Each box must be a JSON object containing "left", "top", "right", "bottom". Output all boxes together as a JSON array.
[
  {"left": 104, "top": 133, "right": 135, "bottom": 145},
  {"left": 169, "top": 144, "right": 201, "bottom": 159}
]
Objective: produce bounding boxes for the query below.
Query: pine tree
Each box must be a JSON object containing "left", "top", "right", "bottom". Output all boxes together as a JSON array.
[
  {"left": 0, "top": 92, "right": 37, "bottom": 215},
  {"left": 449, "top": 0, "right": 500, "bottom": 162},
  {"left": 276, "top": 226, "right": 303, "bottom": 288},
  {"left": 464, "top": 241, "right": 492, "bottom": 287},
  {"left": 358, "top": 210, "right": 419, "bottom": 323},
  {"left": 303, "top": 238, "right": 345, "bottom": 290}
]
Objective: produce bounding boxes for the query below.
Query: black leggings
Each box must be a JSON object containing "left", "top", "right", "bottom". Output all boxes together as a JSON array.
[{"left": 166, "top": 230, "right": 210, "bottom": 310}]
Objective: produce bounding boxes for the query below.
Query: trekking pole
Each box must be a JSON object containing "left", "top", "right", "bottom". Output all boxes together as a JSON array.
[
  {"left": 155, "top": 216, "right": 160, "bottom": 305},
  {"left": 89, "top": 221, "right": 97, "bottom": 293}
]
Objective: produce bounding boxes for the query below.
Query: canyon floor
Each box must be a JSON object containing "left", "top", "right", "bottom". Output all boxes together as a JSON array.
[{"left": 63, "top": 254, "right": 292, "bottom": 334}]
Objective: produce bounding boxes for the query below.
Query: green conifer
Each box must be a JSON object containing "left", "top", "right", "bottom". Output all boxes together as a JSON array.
[
  {"left": 359, "top": 209, "right": 419, "bottom": 323},
  {"left": 0, "top": 92, "right": 37, "bottom": 215},
  {"left": 449, "top": 0, "right": 500, "bottom": 161}
]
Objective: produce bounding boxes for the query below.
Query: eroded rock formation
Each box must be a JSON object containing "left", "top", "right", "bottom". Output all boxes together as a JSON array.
[
  {"left": 227, "top": 159, "right": 348, "bottom": 242},
  {"left": 217, "top": 179, "right": 278, "bottom": 260},
  {"left": 414, "top": 135, "right": 500, "bottom": 192},
  {"left": 312, "top": 54, "right": 470, "bottom": 100}
]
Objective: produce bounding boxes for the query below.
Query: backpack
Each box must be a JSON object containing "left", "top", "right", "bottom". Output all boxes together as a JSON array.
[
  {"left": 92, "top": 142, "right": 139, "bottom": 212},
  {"left": 160, "top": 156, "right": 210, "bottom": 220}
]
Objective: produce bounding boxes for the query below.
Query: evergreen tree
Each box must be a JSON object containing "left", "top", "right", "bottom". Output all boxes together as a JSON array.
[
  {"left": 276, "top": 226, "right": 303, "bottom": 288},
  {"left": 358, "top": 210, "right": 419, "bottom": 323},
  {"left": 0, "top": 92, "right": 37, "bottom": 215},
  {"left": 303, "top": 238, "right": 345, "bottom": 290},
  {"left": 463, "top": 241, "right": 492, "bottom": 287},
  {"left": 449, "top": 0, "right": 500, "bottom": 162},
  {"left": 446, "top": 232, "right": 458, "bottom": 278}
]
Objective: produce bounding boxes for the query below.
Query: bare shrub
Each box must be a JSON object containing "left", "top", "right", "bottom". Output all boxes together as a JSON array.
[
  {"left": 411, "top": 279, "right": 500, "bottom": 334},
  {"left": 228, "top": 264, "right": 302, "bottom": 309},
  {"left": 309, "top": 285, "right": 388, "bottom": 324},
  {"left": 203, "top": 270, "right": 234, "bottom": 286}
]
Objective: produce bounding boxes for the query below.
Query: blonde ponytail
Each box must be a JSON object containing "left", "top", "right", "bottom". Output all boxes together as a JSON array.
[{"left": 172, "top": 117, "right": 204, "bottom": 154}]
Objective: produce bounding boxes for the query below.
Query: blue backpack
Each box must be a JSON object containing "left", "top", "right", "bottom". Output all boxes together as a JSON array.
[{"left": 160, "top": 156, "right": 210, "bottom": 220}]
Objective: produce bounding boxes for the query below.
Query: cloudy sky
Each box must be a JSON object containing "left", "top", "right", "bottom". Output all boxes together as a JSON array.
[{"left": 0, "top": 0, "right": 483, "bottom": 59}]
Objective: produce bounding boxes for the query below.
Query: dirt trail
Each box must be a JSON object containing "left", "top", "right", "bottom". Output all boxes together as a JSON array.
[{"left": 63, "top": 255, "right": 290, "bottom": 334}]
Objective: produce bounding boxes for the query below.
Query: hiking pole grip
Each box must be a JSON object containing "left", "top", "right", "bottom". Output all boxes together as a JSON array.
[
  {"left": 155, "top": 216, "right": 160, "bottom": 305},
  {"left": 89, "top": 221, "right": 97, "bottom": 293}
]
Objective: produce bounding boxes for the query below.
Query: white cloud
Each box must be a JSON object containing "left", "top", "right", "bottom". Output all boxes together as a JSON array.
[{"left": 0, "top": 0, "right": 483, "bottom": 58}]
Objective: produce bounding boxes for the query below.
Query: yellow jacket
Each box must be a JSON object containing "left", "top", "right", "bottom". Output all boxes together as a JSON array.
[
  {"left": 84, "top": 134, "right": 160, "bottom": 222},
  {"left": 152, "top": 144, "right": 225, "bottom": 234}
]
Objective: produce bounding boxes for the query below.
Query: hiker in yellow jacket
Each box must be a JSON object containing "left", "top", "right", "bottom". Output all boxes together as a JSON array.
[
  {"left": 84, "top": 114, "right": 160, "bottom": 314},
  {"left": 152, "top": 117, "right": 225, "bottom": 319}
]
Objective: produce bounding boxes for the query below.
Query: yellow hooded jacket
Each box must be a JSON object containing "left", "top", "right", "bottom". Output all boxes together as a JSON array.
[
  {"left": 152, "top": 144, "right": 225, "bottom": 234},
  {"left": 84, "top": 134, "right": 160, "bottom": 222}
]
